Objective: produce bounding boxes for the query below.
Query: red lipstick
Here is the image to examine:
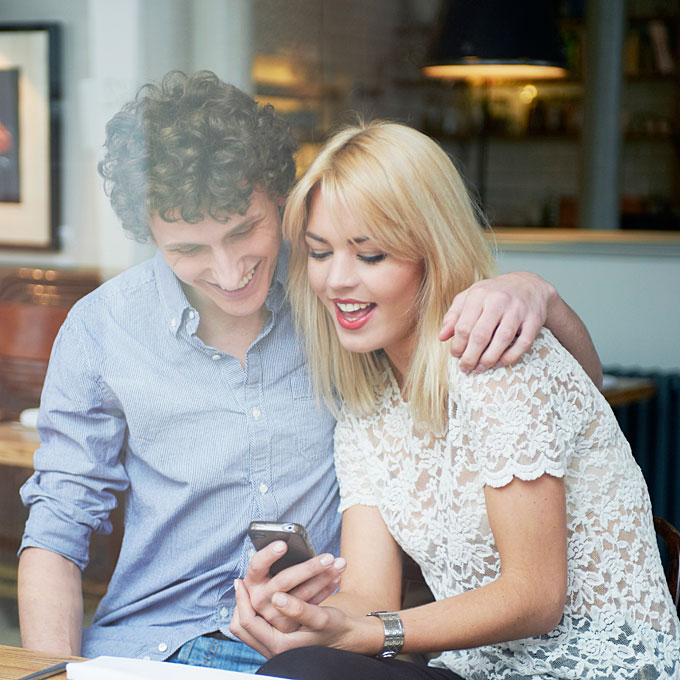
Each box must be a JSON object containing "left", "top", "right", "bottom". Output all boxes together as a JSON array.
[{"left": 332, "top": 299, "right": 376, "bottom": 330}]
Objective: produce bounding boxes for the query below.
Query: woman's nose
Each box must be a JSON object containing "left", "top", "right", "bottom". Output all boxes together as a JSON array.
[{"left": 326, "top": 253, "right": 357, "bottom": 291}]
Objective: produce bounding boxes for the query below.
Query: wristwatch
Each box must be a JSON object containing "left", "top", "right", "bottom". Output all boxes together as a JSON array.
[{"left": 366, "top": 610, "right": 405, "bottom": 659}]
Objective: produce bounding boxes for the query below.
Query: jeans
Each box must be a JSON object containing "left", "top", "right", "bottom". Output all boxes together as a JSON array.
[{"left": 166, "top": 635, "right": 267, "bottom": 674}]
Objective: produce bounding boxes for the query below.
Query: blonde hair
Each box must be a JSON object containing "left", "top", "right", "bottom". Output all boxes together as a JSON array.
[{"left": 283, "top": 121, "right": 497, "bottom": 432}]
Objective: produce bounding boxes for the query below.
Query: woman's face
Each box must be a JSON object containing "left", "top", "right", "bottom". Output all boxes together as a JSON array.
[{"left": 304, "top": 189, "right": 423, "bottom": 375}]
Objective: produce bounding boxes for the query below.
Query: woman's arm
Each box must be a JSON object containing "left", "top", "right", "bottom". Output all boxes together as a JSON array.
[
  {"left": 233, "top": 474, "right": 567, "bottom": 658},
  {"left": 322, "top": 505, "right": 404, "bottom": 615},
  {"left": 396, "top": 474, "right": 567, "bottom": 654},
  {"left": 441, "top": 272, "right": 602, "bottom": 387}
]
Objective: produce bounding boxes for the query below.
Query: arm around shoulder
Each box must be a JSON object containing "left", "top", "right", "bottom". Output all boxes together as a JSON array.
[
  {"left": 441, "top": 271, "right": 602, "bottom": 387},
  {"left": 18, "top": 547, "right": 83, "bottom": 656},
  {"left": 544, "top": 292, "right": 602, "bottom": 389}
]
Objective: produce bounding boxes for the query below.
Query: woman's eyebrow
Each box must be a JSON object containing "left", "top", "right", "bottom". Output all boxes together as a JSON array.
[
  {"left": 305, "top": 232, "right": 373, "bottom": 245},
  {"left": 305, "top": 231, "right": 328, "bottom": 243}
]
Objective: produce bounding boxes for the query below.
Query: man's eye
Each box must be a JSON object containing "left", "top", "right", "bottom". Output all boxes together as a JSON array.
[
  {"left": 233, "top": 224, "right": 255, "bottom": 238},
  {"left": 175, "top": 246, "right": 201, "bottom": 255},
  {"left": 358, "top": 253, "right": 387, "bottom": 264},
  {"left": 308, "top": 250, "right": 331, "bottom": 260}
]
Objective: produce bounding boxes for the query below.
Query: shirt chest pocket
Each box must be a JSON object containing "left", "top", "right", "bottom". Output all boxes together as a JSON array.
[{"left": 287, "top": 370, "right": 335, "bottom": 461}]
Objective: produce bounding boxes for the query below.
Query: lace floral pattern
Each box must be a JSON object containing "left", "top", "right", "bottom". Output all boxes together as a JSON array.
[{"left": 334, "top": 330, "right": 680, "bottom": 679}]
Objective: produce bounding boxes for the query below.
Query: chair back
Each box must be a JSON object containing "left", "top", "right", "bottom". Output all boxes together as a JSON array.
[
  {"left": 0, "top": 266, "right": 99, "bottom": 421},
  {"left": 654, "top": 516, "right": 680, "bottom": 615},
  {"left": 0, "top": 303, "right": 69, "bottom": 419},
  {"left": 0, "top": 302, "right": 68, "bottom": 360}
]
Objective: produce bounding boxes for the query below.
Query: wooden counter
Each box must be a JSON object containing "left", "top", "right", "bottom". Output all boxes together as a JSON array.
[
  {"left": 0, "top": 423, "right": 39, "bottom": 470},
  {"left": 0, "top": 644, "right": 80, "bottom": 679}
]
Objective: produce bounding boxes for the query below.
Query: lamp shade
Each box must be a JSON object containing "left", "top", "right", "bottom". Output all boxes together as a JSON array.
[{"left": 423, "top": 0, "right": 568, "bottom": 80}]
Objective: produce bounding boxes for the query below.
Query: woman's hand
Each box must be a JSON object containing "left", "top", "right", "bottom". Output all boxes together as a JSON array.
[
  {"left": 232, "top": 540, "right": 346, "bottom": 634},
  {"left": 230, "top": 579, "right": 382, "bottom": 659}
]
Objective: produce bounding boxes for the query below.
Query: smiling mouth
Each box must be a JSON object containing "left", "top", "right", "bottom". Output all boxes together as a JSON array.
[
  {"left": 333, "top": 300, "right": 376, "bottom": 330},
  {"left": 336, "top": 301, "right": 374, "bottom": 316},
  {"left": 214, "top": 263, "right": 258, "bottom": 293}
]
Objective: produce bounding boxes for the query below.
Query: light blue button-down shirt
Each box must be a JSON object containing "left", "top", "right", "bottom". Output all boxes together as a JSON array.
[{"left": 20, "top": 245, "right": 340, "bottom": 660}]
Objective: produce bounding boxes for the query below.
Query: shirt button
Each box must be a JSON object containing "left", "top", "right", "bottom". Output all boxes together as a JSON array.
[
  {"left": 189, "top": 310, "right": 195, "bottom": 319},
  {"left": 252, "top": 407, "right": 261, "bottom": 419},
  {"left": 170, "top": 318, "right": 177, "bottom": 329},
  {"left": 220, "top": 607, "right": 229, "bottom": 619},
  {"left": 258, "top": 482, "right": 268, "bottom": 494},
  {"left": 212, "top": 354, "right": 221, "bottom": 360},
  {"left": 157, "top": 642, "right": 168, "bottom": 652},
  {"left": 248, "top": 549, "right": 256, "bottom": 559}
]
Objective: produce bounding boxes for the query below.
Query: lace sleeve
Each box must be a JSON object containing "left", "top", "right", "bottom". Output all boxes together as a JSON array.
[
  {"left": 457, "top": 329, "right": 592, "bottom": 488},
  {"left": 333, "top": 409, "right": 384, "bottom": 512}
]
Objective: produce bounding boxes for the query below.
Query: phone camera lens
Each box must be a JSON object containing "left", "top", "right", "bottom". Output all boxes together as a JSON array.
[{"left": 284, "top": 524, "right": 294, "bottom": 531}]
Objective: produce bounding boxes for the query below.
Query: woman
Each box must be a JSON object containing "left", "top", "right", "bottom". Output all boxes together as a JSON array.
[{"left": 232, "top": 121, "right": 680, "bottom": 679}]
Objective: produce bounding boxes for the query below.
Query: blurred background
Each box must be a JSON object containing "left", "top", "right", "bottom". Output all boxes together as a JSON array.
[{"left": 0, "top": 0, "right": 678, "bottom": 648}]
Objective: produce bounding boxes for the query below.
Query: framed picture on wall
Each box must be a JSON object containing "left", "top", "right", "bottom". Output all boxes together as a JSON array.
[{"left": 0, "top": 23, "right": 60, "bottom": 250}]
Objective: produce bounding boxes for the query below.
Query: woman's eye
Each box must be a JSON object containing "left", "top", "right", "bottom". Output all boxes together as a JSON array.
[
  {"left": 308, "top": 250, "right": 331, "bottom": 260},
  {"left": 358, "top": 253, "right": 387, "bottom": 264}
]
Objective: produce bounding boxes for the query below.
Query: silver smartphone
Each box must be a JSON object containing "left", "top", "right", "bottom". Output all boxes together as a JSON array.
[{"left": 247, "top": 521, "right": 316, "bottom": 575}]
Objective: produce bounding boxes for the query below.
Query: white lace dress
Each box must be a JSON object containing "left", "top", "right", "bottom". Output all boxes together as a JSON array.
[{"left": 334, "top": 329, "right": 680, "bottom": 679}]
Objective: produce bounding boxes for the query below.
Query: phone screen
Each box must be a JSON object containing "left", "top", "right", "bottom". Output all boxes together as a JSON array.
[{"left": 248, "top": 521, "right": 316, "bottom": 575}]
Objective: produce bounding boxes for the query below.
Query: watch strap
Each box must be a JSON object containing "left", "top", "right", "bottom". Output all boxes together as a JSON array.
[{"left": 366, "top": 610, "right": 405, "bottom": 659}]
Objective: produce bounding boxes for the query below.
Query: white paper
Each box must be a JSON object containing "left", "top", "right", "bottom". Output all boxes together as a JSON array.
[{"left": 66, "top": 656, "right": 286, "bottom": 680}]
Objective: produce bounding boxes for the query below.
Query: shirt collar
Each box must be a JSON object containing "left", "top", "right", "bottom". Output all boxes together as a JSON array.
[{"left": 153, "top": 244, "right": 290, "bottom": 336}]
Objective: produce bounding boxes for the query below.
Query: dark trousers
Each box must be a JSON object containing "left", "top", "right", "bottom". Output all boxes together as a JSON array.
[{"left": 256, "top": 646, "right": 464, "bottom": 680}]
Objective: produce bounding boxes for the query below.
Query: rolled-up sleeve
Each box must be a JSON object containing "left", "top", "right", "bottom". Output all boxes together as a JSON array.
[{"left": 19, "top": 313, "right": 130, "bottom": 570}]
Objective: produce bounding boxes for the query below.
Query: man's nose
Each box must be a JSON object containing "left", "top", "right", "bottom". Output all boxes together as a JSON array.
[{"left": 211, "top": 247, "right": 245, "bottom": 291}]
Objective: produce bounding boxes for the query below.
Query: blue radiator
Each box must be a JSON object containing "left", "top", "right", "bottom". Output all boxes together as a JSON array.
[{"left": 605, "top": 368, "right": 680, "bottom": 531}]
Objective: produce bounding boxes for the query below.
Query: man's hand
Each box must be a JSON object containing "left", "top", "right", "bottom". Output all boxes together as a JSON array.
[
  {"left": 440, "top": 272, "right": 557, "bottom": 374},
  {"left": 440, "top": 271, "right": 602, "bottom": 386},
  {"left": 230, "top": 541, "right": 345, "bottom": 635}
]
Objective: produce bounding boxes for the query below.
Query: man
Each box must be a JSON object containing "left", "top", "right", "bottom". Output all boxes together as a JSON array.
[{"left": 17, "top": 71, "right": 601, "bottom": 673}]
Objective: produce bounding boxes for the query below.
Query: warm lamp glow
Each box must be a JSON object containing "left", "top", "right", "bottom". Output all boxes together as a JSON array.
[
  {"left": 252, "top": 54, "right": 301, "bottom": 87},
  {"left": 422, "top": 63, "right": 567, "bottom": 81},
  {"left": 519, "top": 84, "right": 539, "bottom": 103}
]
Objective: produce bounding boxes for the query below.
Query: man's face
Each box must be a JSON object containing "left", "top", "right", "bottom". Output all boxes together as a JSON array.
[{"left": 149, "top": 190, "right": 283, "bottom": 322}]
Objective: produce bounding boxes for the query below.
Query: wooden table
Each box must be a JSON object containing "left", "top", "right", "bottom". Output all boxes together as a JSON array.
[
  {"left": 0, "top": 423, "right": 39, "bottom": 470},
  {"left": 600, "top": 376, "right": 656, "bottom": 408},
  {"left": 0, "top": 644, "right": 81, "bottom": 679}
]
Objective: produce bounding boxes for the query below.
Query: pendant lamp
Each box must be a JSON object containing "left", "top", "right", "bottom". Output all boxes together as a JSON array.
[{"left": 422, "top": 0, "right": 568, "bottom": 82}]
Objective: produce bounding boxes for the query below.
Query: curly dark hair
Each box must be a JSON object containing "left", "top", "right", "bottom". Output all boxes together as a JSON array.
[{"left": 98, "top": 70, "right": 298, "bottom": 242}]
